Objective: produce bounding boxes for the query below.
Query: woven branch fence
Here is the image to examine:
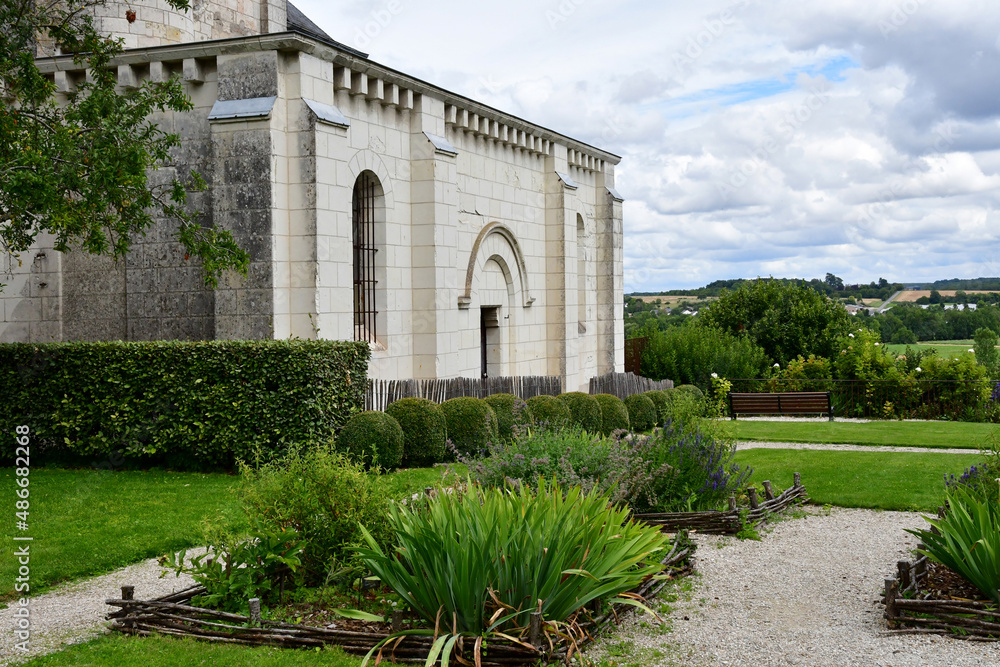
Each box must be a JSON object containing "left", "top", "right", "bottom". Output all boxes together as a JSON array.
[
  {"left": 883, "top": 514, "right": 1000, "bottom": 640},
  {"left": 632, "top": 474, "right": 808, "bottom": 533},
  {"left": 588, "top": 372, "right": 674, "bottom": 401},
  {"left": 107, "top": 541, "right": 693, "bottom": 665},
  {"left": 366, "top": 376, "right": 562, "bottom": 412}
]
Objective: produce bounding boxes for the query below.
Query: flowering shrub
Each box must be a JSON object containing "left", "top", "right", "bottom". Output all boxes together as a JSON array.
[{"left": 464, "top": 422, "right": 751, "bottom": 513}]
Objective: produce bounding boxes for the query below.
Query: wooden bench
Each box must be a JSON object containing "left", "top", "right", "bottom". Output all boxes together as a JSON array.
[{"left": 728, "top": 391, "right": 834, "bottom": 421}]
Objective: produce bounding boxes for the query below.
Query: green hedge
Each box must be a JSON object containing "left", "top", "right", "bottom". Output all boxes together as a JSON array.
[
  {"left": 337, "top": 411, "right": 404, "bottom": 470},
  {"left": 385, "top": 398, "right": 448, "bottom": 467},
  {"left": 558, "top": 392, "right": 603, "bottom": 434},
  {"left": 526, "top": 395, "right": 572, "bottom": 431},
  {"left": 593, "top": 394, "right": 630, "bottom": 435},
  {"left": 441, "top": 397, "right": 498, "bottom": 458},
  {"left": 624, "top": 394, "right": 658, "bottom": 432},
  {"left": 0, "top": 340, "right": 369, "bottom": 469},
  {"left": 643, "top": 390, "right": 670, "bottom": 426},
  {"left": 483, "top": 393, "right": 533, "bottom": 441}
]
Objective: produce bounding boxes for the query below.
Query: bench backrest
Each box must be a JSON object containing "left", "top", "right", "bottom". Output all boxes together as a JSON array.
[{"left": 729, "top": 391, "right": 831, "bottom": 415}]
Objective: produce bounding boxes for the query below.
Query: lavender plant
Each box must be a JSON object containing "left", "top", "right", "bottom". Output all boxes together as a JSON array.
[{"left": 463, "top": 420, "right": 751, "bottom": 513}]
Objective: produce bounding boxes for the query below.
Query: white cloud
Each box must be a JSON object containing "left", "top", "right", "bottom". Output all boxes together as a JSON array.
[{"left": 295, "top": 0, "right": 1000, "bottom": 290}]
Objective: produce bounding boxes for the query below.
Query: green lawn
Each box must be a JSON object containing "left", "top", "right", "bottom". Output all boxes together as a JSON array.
[
  {"left": 737, "top": 448, "right": 982, "bottom": 512},
  {"left": 0, "top": 468, "right": 240, "bottom": 600},
  {"left": 24, "top": 634, "right": 362, "bottom": 666},
  {"left": 731, "top": 419, "right": 996, "bottom": 450},
  {"left": 1, "top": 464, "right": 465, "bottom": 602}
]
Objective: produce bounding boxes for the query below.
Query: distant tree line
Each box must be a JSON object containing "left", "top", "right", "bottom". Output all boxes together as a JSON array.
[
  {"left": 631, "top": 275, "right": 903, "bottom": 302},
  {"left": 868, "top": 303, "right": 1000, "bottom": 344}
]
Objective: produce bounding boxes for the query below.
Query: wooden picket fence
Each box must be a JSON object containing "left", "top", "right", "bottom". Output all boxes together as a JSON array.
[
  {"left": 589, "top": 371, "right": 674, "bottom": 401},
  {"left": 365, "top": 376, "right": 562, "bottom": 412}
]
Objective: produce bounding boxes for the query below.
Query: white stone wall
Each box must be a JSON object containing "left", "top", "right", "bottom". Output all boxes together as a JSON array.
[{"left": 22, "top": 36, "right": 623, "bottom": 389}]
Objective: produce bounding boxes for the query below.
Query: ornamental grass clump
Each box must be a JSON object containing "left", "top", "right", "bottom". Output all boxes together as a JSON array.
[
  {"left": 907, "top": 486, "right": 1000, "bottom": 603},
  {"left": 356, "top": 481, "right": 668, "bottom": 641}
]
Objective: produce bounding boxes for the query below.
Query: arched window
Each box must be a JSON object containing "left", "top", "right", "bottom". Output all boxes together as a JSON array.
[{"left": 353, "top": 172, "right": 382, "bottom": 344}]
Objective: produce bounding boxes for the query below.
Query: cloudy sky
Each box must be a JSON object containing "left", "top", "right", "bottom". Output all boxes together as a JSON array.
[{"left": 295, "top": 0, "right": 1000, "bottom": 291}]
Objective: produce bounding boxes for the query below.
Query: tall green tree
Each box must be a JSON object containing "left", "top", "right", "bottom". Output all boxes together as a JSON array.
[
  {"left": 1, "top": 0, "right": 248, "bottom": 287},
  {"left": 697, "top": 278, "right": 853, "bottom": 365},
  {"left": 974, "top": 327, "right": 1000, "bottom": 379}
]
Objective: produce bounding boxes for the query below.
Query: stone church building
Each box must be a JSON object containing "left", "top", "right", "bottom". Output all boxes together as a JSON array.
[{"left": 5, "top": 0, "right": 625, "bottom": 391}]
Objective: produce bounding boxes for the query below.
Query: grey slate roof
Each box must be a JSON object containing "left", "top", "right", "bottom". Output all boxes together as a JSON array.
[{"left": 286, "top": 2, "right": 368, "bottom": 58}]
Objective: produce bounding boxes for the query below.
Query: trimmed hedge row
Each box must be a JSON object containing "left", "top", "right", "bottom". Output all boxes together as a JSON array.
[{"left": 0, "top": 340, "right": 369, "bottom": 469}]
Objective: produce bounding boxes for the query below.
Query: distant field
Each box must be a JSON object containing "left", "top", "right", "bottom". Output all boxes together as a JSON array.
[
  {"left": 886, "top": 343, "right": 976, "bottom": 358},
  {"left": 631, "top": 295, "right": 717, "bottom": 307},
  {"left": 895, "top": 290, "right": 999, "bottom": 302}
]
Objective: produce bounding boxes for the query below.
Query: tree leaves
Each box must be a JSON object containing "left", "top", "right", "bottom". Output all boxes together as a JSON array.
[{"left": 0, "top": 0, "right": 247, "bottom": 287}]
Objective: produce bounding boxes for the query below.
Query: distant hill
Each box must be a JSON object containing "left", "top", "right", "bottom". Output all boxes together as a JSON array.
[{"left": 906, "top": 278, "right": 1000, "bottom": 291}]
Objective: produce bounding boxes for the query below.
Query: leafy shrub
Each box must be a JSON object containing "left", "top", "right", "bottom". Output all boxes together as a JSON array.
[
  {"left": 467, "top": 421, "right": 749, "bottom": 513},
  {"left": 974, "top": 327, "right": 1000, "bottom": 378},
  {"left": 660, "top": 385, "right": 707, "bottom": 422},
  {"left": 464, "top": 427, "right": 610, "bottom": 492},
  {"left": 385, "top": 398, "right": 447, "bottom": 467},
  {"left": 557, "top": 392, "right": 603, "bottom": 433},
  {"left": 643, "top": 390, "right": 671, "bottom": 425},
  {"left": 907, "top": 487, "right": 1000, "bottom": 603},
  {"left": 236, "top": 446, "right": 394, "bottom": 584},
  {"left": 336, "top": 411, "right": 404, "bottom": 470},
  {"left": 637, "top": 321, "right": 772, "bottom": 391},
  {"left": 0, "top": 340, "right": 369, "bottom": 469},
  {"left": 525, "top": 395, "right": 572, "bottom": 431},
  {"left": 170, "top": 522, "right": 303, "bottom": 613},
  {"left": 483, "top": 393, "right": 533, "bottom": 441},
  {"left": 593, "top": 394, "right": 630, "bottom": 435},
  {"left": 697, "top": 278, "right": 854, "bottom": 365},
  {"left": 441, "top": 397, "right": 498, "bottom": 458},
  {"left": 624, "top": 394, "right": 657, "bottom": 432},
  {"left": 675, "top": 384, "right": 704, "bottom": 401},
  {"left": 356, "top": 481, "right": 669, "bottom": 637}
]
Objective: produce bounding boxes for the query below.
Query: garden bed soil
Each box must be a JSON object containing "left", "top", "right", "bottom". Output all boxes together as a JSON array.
[{"left": 884, "top": 554, "right": 1000, "bottom": 640}]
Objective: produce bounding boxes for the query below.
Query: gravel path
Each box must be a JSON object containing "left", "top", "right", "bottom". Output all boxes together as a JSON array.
[
  {"left": 737, "top": 441, "right": 979, "bottom": 454},
  {"left": 1, "top": 554, "right": 198, "bottom": 665},
  {"left": 592, "top": 507, "right": 1000, "bottom": 666}
]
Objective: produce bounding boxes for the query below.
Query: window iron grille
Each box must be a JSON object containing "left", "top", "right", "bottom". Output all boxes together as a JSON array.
[{"left": 353, "top": 174, "right": 379, "bottom": 344}]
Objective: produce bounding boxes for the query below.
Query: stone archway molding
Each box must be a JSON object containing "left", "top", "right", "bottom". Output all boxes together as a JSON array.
[{"left": 459, "top": 222, "right": 535, "bottom": 309}]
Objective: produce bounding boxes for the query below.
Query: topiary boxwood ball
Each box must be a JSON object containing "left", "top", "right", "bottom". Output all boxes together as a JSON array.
[
  {"left": 643, "top": 390, "right": 670, "bottom": 426},
  {"left": 526, "top": 395, "right": 572, "bottom": 431},
  {"left": 675, "top": 384, "right": 705, "bottom": 401},
  {"left": 337, "top": 411, "right": 404, "bottom": 469},
  {"left": 385, "top": 397, "right": 447, "bottom": 467},
  {"left": 593, "top": 394, "right": 630, "bottom": 435},
  {"left": 483, "top": 393, "right": 533, "bottom": 441},
  {"left": 624, "top": 393, "right": 658, "bottom": 432},
  {"left": 441, "top": 397, "right": 498, "bottom": 458},
  {"left": 557, "top": 392, "right": 603, "bottom": 434}
]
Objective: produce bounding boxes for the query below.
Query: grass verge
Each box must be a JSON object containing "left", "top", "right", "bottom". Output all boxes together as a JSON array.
[
  {"left": 23, "top": 634, "right": 361, "bottom": 666},
  {"left": 731, "top": 419, "right": 996, "bottom": 450},
  {"left": 736, "top": 448, "right": 983, "bottom": 512}
]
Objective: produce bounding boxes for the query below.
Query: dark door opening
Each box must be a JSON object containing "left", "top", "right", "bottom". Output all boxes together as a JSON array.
[{"left": 480, "top": 306, "right": 500, "bottom": 379}]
